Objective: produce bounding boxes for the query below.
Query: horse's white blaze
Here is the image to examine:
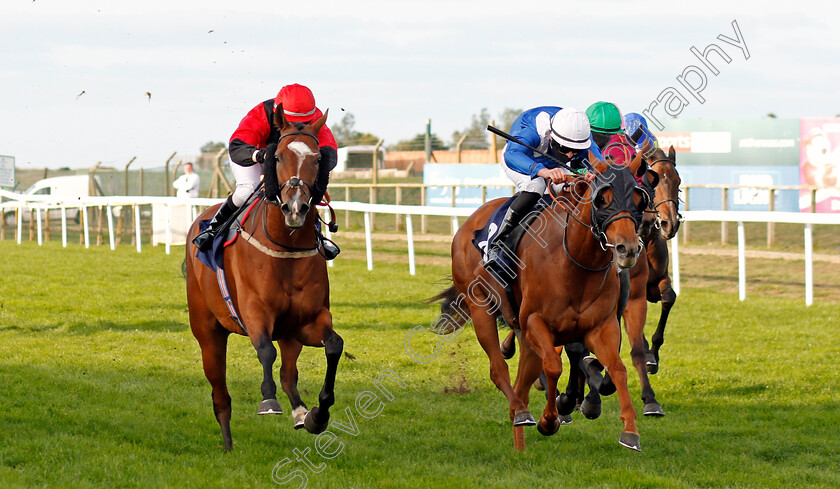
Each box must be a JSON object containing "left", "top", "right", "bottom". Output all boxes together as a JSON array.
[{"left": 287, "top": 141, "right": 318, "bottom": 173}]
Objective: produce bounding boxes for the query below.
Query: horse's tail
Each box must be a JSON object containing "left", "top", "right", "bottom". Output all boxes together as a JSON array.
[{"left": 426, "top": 278, "right": 470, "bottom": 331}]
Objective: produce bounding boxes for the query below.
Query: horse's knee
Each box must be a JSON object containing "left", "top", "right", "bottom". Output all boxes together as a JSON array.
[
  {"left": 324, "top": 331, "right": 343, "bottom": 357},
  {"left": 661, "top": 287, "right": 676, "bottom": 306},
  {"left": 255, "top": 338, "right": 277, "bottom": 364}
]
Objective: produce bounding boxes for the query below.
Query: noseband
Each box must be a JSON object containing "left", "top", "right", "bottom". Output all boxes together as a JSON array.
[{"left": 267, "top": 130, "right": 320, "bottom": 206}]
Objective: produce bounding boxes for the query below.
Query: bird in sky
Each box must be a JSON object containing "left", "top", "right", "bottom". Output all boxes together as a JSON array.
[
  {"left": 146, "top": 91, "right": 152, "bottom": 101},
  {"left": 76, "top": 90, "right": 85, "bottom": 99}
]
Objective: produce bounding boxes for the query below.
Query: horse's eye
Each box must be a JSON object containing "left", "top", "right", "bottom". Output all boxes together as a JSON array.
[{"left": 594, "top": 194, "right": 606, "bottom": 208}]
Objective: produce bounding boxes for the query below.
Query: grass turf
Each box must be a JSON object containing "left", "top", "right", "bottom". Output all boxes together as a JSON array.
[{"left": 0, "top": 240, "right": 838, "bottom": 488}]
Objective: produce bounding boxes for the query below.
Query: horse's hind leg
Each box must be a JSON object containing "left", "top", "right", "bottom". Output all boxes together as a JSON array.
[
  {"left": 298, "top": 308, "right": 343, "bottom": 435},
  {"left": 194, "top": 324, "right": 233, "bottom": 451},
  {"left": 649, "top": 277, "right": 676, "bottom": 374},
  {"left": 586, "top": 321, "right": 640, "bottom": 452},
  {"left": 558, "top": 343, "right": 586, "bottom": 416},
  {"left": 252, "top": 335, "right": 283, "bottom": 415},
  {"left": 278, "top": 338, "right": 308, "bottom": 429},
  {"left": 500, "top": 330, "right": 516, "bottom": 359}
]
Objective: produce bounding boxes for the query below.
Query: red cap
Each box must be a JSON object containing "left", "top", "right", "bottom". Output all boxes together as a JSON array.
[{"left": 274, "top": 83, "right": 322, "bottom": 122}]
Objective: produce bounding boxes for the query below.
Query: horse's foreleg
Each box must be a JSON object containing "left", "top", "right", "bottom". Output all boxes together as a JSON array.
[
  {"left": 623, "top": 297, "right": 664, "bottom": 417},
  {"left": 586, "top": 320, "right": 640, "bottom": 452},
  {"left": 278, "top": 338, "right": 308, "bottom": 429},
  {"left": 297, "top": 308, "right": 342, "bottom": 435},
  {"left": 194, "top": 324, "right": 233, "bottom": 451},
  {"left": 471, "top": 306, "right": 533, "bottom": 430},
  {"left": 649, "top": 276, "right": 676, "bottom": 374},
  {"left": 253, "top": 334, "right": 283, "bottom": 415},
  {"left": 523, "top": 314, "right": 563, "bottom": 438}
]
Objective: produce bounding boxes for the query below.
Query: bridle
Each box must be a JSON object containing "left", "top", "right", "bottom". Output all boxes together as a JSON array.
[
  {"left": 646, "top": 157, "right": 685, "bottom": 230},
  {"left": 267, "top": 130, "right": 320, "bottom": 207}
]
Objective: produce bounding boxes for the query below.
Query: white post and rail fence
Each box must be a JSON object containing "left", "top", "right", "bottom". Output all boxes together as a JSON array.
[{"left": 1, "top": 189, "right": 838, "bottom": 306}]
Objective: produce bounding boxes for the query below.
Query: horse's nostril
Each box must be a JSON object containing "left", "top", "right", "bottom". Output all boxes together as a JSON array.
[
  {"left": 299, "top": 203, "right": 310, "bottom": 215},
  {"left": 616, "top": 244, "right": 627, "bottom": 255},
  {"left": 280, "top": 203, "right": 290, "bottom": 215}
]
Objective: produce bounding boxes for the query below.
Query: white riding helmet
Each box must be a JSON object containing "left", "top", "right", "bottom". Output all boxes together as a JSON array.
[{"left": 549, "top": 108, "right": 592, "bottom": 150}]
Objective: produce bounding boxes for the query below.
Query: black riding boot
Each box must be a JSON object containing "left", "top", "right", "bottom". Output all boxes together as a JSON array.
[
  {"left": 483, "top": 190, "right": 541, "bottom": 269},
  {"left": 311, "top": 159, "right": 340, "bottom": 259},
  {"left": 192, "top": 196, "right": 239, "bottom": 251}
]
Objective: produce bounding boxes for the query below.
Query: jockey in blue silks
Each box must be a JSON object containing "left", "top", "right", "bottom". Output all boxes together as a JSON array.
[
  {"left": 623, "top": 112, "right": 659, "bottom": 152},
  {"left": 484, "top": 106, "right": 597, "bottom": 270}
]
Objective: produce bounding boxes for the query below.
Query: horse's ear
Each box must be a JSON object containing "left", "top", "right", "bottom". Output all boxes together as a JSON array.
[
  {"left": 627, "top": 150, "right": 645, "bottom": 177},
  {"left": 274, "top": 103, "right": 289, "bottom": 131},
  {"left": 587, "top": 150, "right": 608, "bottom": 174},
  {"left": 646, "top": 168, "right": 660, "bottom": 189},
  {"left": 310, "top": 109, "right": 329, "bottom": 134},
  {"left": 668, "top": 145, "right": 676, "bottom": 162}
]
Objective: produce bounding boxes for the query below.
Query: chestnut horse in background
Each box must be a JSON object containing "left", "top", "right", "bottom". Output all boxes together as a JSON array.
[
  {"left": 436, "top": 151, "right": 650, "bottom": 451},
  {"left": 184, "top": 108, "right": 342, "bottom": 451}
]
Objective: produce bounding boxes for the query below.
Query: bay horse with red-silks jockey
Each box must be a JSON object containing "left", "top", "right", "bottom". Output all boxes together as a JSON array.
[{"left": 184, "top": 107, "right": 342, "bottom": 451}]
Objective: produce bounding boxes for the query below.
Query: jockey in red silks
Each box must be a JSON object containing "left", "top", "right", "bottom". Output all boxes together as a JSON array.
[{"left": 193, "top": 83, "right": 339, "bottom": 258}]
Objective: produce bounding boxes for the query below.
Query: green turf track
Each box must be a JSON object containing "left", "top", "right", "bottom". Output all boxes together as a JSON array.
[{"left": 0, "top": 240, "right": 838, "bottom": 488}]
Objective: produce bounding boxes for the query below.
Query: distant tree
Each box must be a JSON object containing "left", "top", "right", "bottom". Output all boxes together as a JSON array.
[
  {"left": 389, "top": 133, "right": 448, "bottom": 151},
  {"left": 200, "top": 141, "right": 226, "bottom": 153},
  {"left": 332, "top": 112, "right": 382, "bottom": 147},
  {"left": 493, "top": 107, "right": 523, "bottom": 147},
  {"left": 451, "top": 108, "right": 492, "bottom": 150},
  {"left": 766, "top": 112, "right": 777, "bottom": 119}
]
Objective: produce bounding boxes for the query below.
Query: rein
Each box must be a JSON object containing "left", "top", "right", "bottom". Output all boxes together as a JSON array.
[
  {"left": 647, "top": 157, "right": 684, "bottom": 225},
  {"left": 549, "top": 184, "right": 615, "bottom": 272}
]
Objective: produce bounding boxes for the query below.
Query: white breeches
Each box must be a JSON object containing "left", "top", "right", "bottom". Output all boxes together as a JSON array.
[
  {"left": 501, "top": 158, "right": 547, "bottom": 194},
  {"left": 230, "top": 161, "right": 262, "bottom": 207}
]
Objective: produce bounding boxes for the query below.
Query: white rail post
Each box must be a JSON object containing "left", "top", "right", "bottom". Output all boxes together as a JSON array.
[
  {"left": 82, "top": 206, "right": 90, "bottom": 248},
  {"left": 804, "top": 223, "right": 813, "bottom": 306},
  {"left": 134, "top": 204, "right": 142, "bottom": 253},
  {"left": 107, "top": 204, "right": 116, "bottom": 250},
  {"left": 35, "top": 206, "right": 43, "bottom": 246},
  {"left": 61, "top": 205, "right": 68, "bottom": 248},
  {"left": 364, "top": 211, "right": 373, "bottom": 271},
  {"left": 671, "top": 231, "right": 680, "bottom": 296},
  {"left": 406, "top": 214, "right": 416, "bottom": 276},
  {"left": 451, "top": 216, "right": 458, "bottom": 235},
  {"left": 737, "top": 221, "right": 746, "bottom": 301}
]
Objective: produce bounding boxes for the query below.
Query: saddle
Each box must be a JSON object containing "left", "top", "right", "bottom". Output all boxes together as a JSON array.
[{"left": 472, "top": 193, "right": 555, "bottom": 320}]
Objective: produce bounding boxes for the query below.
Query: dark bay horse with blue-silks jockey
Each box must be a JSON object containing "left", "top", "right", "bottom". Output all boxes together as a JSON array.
[
  {"left": 434, "top": 150, "right": 651, "bottom": 451},
  {"left": 185, "top": 107, "right": 342, "bottom": 451}
]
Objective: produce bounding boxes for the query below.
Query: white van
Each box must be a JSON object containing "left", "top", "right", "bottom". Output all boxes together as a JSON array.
[{"left": 4, "top": 175, "right": 97, "bottom": 225}]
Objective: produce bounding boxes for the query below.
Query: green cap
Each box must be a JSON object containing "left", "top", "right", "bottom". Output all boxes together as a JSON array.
[{"left": 586, "top": 102, "right": 622, "bottom": 134}]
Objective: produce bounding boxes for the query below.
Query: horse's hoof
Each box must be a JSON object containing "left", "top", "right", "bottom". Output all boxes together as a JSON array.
[
  {"left": 619, "top": 431, "right": 641, "bottom": 452},
  {"left": 303, "top": 407, "right": 329, "bottom": 434},
  {"left": 536, "top": 417, "right": 560, "bottom": 436},
  {"left": 513, "top": 410, "right": 537, "bottom": 427},
  {"left": 258, "top": 398, "right": 283, "bottom": 415},
  {"left": 600, "top": 373, "right": 617, "bottom": 397},
  {"left": 292, "top": 407, "right": 308, "bottom": 429},
  {"left": 581, "top": 399, "right": 601, "bottom": 420},
  {"left": 646, "top": 361, "right": 659, "bottom": 375},
  {"left": 558, "top": 414, "right": 573, "bottom": 425},
  {"left": 643, "top": 402, "right": 665, "bottom": 417},
  {"left": 533, "top": 379, "right": 545, "bottom": 391},
  {"left": 556, "top": 393, "right": 576, "bottom": 416}
]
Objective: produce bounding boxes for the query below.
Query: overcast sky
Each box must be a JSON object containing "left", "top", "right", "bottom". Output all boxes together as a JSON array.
[{"left": 2, "top": 0, "right": 839, "bottom": 169}]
